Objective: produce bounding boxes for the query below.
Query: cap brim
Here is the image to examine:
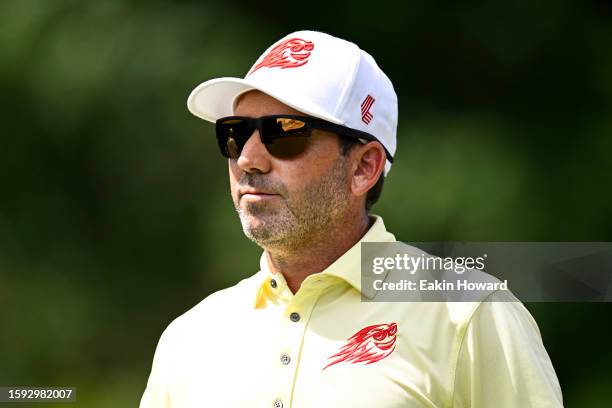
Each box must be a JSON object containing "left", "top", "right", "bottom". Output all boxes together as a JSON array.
[{"left": 186, "top": 77, "right": 343, "bottom": 124}]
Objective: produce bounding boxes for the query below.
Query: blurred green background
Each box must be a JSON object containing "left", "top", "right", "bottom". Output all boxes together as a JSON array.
[{"left": 1, "top": 0, "right": 611, "bottom": 406}]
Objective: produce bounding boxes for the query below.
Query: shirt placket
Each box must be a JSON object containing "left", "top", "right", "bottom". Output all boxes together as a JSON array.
[{"left": 266, "top": 274, "right": 325, "bottom": 408}]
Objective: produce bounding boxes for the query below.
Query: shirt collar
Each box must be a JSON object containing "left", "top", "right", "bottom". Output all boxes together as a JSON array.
[{"left": 253, "top": 214, "right": 396, "bottom": 308}]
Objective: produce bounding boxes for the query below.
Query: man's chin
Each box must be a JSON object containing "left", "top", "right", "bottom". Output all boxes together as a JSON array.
[
  {"left": 239, "top": 212, "right": 288, "bottom": 245},
  {"left": 240, "top": 211, "right": 278, "bottom": 230}
]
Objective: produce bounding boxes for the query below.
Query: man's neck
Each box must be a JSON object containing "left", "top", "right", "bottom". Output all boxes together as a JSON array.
[{"left": 264, "top": 213, "right": 372, "bottom": 294}]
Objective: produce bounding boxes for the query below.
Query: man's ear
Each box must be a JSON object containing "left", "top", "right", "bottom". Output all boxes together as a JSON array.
[{"left": 349, "top": 142, "right": 386, "bottom": 198}]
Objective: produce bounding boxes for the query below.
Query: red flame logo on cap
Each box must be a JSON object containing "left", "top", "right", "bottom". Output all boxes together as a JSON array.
[
  {"left": 322, "top": 322, "right": 397, "bottom": 370},
  {"left": 249, "top": 38, "right": 315, "bottom": 74}
]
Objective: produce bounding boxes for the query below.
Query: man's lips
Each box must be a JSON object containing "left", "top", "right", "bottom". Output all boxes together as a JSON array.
[{"left": 239, "top": 190, "right": 280, "bottom": 201}]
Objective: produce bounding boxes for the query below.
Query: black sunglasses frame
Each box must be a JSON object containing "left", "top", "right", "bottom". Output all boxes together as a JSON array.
[{"left": 215, "top": 114, "right": 394, "bottom": 163}]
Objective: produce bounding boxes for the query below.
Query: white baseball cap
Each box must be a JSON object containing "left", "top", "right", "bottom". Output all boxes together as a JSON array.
[{"left": 187, "top": 30, "right": 398, "bottom": 175}]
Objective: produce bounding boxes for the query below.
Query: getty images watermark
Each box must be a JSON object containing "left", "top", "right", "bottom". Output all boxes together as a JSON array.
[
  {"left": 371, "top": 252, "right": 508, "bottom": 292},
  {"left": 361, "top": 242, "right": 612, "bottom": 302}
]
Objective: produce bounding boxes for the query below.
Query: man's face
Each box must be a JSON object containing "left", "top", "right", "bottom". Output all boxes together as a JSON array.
[{"left": 229, "top": 90, "right": 352, "bottom": 250}]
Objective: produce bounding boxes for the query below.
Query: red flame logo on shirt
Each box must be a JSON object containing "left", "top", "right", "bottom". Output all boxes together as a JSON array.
[
  {"left": 322, "top": 322, "right": 398, "bottom": 370},
  {"left": 249, "top": 38, "right": 315, "bottom": 74}
]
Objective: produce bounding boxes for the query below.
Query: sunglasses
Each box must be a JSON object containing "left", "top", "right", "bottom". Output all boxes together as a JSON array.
[{"left": 215, "top": 115, "right": 394, "bottom": 162}]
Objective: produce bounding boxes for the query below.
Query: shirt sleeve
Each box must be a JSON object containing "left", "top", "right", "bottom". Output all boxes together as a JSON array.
[
  {"left": 452, "top": 291, "right": 564, "bottom": 408},
  {"left": 140, "top": 326, "right": 173, "bottom": 408}
]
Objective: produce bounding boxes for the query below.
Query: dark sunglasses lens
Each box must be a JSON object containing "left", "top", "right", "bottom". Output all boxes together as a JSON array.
[
  {"left": 263, "top": 118, "right": 310, "bottom": 158},
  {"left": 217, "top": 119, "right": 249, "bottom": 159}
]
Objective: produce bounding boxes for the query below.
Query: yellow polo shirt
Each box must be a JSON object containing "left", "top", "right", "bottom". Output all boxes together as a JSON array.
[{"left": 140, "top": 215, "right": 563, "bottom": 408}]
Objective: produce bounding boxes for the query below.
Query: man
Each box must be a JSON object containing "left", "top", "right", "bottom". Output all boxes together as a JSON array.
[{"left": 140, "top": 30, "right": 563, "bottom": 407}]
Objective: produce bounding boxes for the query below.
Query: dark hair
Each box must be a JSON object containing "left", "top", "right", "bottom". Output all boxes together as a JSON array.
[{"left": 338, "top": 136, "right": 385, "bottom": 212}]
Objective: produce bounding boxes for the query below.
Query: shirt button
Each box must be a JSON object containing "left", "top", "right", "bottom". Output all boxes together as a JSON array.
[
  {"left": 273, "top": 399, "right": 283, "bottom": 408},
  {"left": 280, "top": 353, "right": 291, "bottom": 365},
  {"left": 270, "top": 279, "right": 277, "bottom": 288},
  {"left": 289, "top": 312, "right": 300, "bottom": 322}
]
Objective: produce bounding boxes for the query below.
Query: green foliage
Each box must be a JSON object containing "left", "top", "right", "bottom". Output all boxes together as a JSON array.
[{"left": 1, "top": 0, "right": 611, "bottom": 406}]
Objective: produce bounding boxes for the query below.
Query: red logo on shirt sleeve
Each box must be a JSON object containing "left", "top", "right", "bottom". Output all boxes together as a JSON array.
[
  {"left": 248, "top": 38, "right": 315, "bottom": 74},
  {"left": 322, "top": 322, "right": 397, "bottom": 370}
]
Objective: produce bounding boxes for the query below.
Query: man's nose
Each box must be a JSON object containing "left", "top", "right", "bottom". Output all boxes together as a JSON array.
[{"left": 236, "top": 130, "right": 272, "bottom": 174}]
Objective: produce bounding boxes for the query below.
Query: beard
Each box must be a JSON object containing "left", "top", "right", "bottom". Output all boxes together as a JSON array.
[{"left": 233, "top": 156, "right": 350, "bottom": 251}]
